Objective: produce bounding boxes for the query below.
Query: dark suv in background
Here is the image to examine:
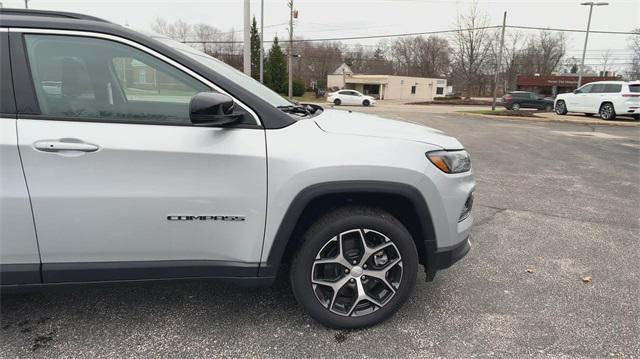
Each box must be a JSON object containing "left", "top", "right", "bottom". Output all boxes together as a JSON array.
[{"left": 502, "top": 91, "right": 554, "bottom": 111}]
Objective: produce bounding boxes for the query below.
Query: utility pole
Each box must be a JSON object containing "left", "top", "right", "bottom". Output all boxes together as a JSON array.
[
  {"left": 259, "top": 0, "right": 265, "bottom": 83},
  {"left": 24, "top": 0, "right": 28, "bottom": 8},
  {"left": 288, "top": 0, "right": 294, "bottom": 99},
  {"left": 577, "top": 2, "right": 609, "bottom": 88},
  {"left": 243, "top": 0, "right": 251, "bottom": 76},
  {"left": 491, "top": 11, "right": 507, "bottom": 111}
]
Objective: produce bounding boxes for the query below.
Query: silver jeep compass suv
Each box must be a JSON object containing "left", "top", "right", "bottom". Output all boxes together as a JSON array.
[{"left": 0, "top": 9, "right": 475, "bottom": 328}]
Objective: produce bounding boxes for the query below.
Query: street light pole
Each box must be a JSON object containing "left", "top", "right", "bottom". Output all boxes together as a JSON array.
[
  {"left": 288, "top": 0, "right": 294, "bottom": 99},
  {"left": 491, "top": 11, "right": 507, "bottom": 111},
  {"left": 243, "top": 0, "right": 251, "bottom": 76},
  {"left": 259, "top": 0, "right": 265, "bottom": 83},
  {"left": 577, "top": 1, "right": 608, "bottom": 88}
]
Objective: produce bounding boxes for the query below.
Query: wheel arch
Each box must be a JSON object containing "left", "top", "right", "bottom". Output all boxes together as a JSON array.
[{"left": 259, "top": 181, "right": 436, "bottom": 277}]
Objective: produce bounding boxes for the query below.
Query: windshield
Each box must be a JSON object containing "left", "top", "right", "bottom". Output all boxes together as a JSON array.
[{"left": 153, "top": 36, "right": 293, "bottom": 108}]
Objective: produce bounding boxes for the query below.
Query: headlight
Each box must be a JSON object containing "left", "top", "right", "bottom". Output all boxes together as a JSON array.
[{"left": 426, "top": 150, "right": 471, "bottom": 174}]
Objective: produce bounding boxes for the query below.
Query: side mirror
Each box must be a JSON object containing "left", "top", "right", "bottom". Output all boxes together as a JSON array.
[
  {"left": 573, "top": 89, "right": 581, "bottom": 94},
  {"left": 189, "top": 92, "right": 243, "bottom": 126}
]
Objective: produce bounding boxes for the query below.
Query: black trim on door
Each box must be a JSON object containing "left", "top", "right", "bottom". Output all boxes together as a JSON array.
[
  {"left": 1, "top": 31, "right": 17, "bottom": 116},
  {"left": 8, "top": 32, "right": 40, "bottom": 115},
  {"left": 259, "top": 181, "right": 437, "bottom": 277},
  {"left": 42, "top": 260, "right": 260, "bottom": 283},
  {"left": 0, "top": 263, "right": 41, "bottom": 284}
]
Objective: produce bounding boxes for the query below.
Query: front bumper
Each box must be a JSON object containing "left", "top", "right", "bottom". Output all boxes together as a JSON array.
[{"left": 424, "top": 236, "right": 471, "bottom": 282}]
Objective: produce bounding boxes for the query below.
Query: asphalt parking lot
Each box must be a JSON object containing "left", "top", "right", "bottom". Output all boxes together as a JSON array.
[{"left": 1, "top": 105, "right": 639, "bottom": 358}]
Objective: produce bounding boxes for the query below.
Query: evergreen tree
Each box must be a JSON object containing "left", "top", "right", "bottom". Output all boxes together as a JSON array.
[
  {"left": 264, "top": 37, "right": 288, "bottom": 93},
  {"left": 250, "top": 16, "right": 261, "bottom": 80},
  {"left": 570, "top": 63, "right": 579, "bottom": 74}
]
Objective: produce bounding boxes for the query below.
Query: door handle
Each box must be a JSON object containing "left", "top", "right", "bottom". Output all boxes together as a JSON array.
[{"left": 34, "top": 140, "right": 99, "bottom": 153}]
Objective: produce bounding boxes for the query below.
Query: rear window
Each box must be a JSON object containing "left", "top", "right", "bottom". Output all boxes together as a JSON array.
[
  {"left": 629, "top": 84, "right": 640, "bottom": 93},
  {"left": 603, "top": 84, "right": 622, "bottom": 93}
]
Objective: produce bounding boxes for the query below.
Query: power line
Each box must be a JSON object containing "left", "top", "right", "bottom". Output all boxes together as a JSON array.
[
  {"left": 183, "top": 26, "right": 500, "bottom": 44},
  {"left": 182, "top": 24, "right": 638, "bottom": 45},
  {"left": 506, "top": 25, "right": 636, "bottom": 35}
]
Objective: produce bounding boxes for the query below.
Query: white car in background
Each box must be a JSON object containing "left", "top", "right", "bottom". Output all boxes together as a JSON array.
[
  {"left": 554, "top": 81, "right": 640, "bottom": 121},
  {"left": 328, "top": 90, "right": 376, "bottom": 107}
]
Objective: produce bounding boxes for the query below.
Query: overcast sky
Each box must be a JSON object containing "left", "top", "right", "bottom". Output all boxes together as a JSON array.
[{"left": 2, "top": 0, "right": 638, "bottom": 71}]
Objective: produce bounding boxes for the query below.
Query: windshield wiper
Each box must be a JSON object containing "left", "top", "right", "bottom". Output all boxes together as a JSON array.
[
  {"left": 277, "top": 103, "right": 323, "bottom": 117},
  {"left": 277, "top": 105, "right": 311, "bottom": 116}
]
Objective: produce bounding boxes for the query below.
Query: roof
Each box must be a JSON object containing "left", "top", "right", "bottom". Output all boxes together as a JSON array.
[
  {"left": 332, "top": 63, "right": 353, "bottom": 75},
  {"left": 0, "top": 8, "right": 110, "bottom": 23}
]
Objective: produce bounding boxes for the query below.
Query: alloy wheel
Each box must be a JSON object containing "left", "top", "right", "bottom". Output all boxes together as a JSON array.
[
  {"left": 310, "top": 229, "right": 403, "bottom": 317},
  {"left": 600, "top": 104, "right": 613, "bottom": 120}
]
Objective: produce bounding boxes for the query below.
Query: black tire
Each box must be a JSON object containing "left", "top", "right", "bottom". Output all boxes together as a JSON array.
[
  {"left": 544, "top": 104, "right": 553, "bottom": 112},
  {"left": 511, "top": 103, "right": 521, "bottom": 111},
  {"left": 290, "top": 206, "right": 418, "bottom": 329},
  {"left": 363, "top": 99, "right": 370, "bottom": 107},
  {"left": 555, "top": 100, "right": 568, "bottom": 115},
  {"left": 333, "top": 98, "right": 341, "bottom": 106},
  {"left": 599, "top": 103, "right": 616, "bottom": 121},
  {"left": 633, "top": 114, "right": 640, "bottom": 121},
  {"left": 584, "top": 113, "right": 595, "bottom": 117}
]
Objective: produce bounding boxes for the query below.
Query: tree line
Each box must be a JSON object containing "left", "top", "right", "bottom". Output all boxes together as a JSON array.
[{"left": 152, "top": 6, "right": 639, "bottom": 98}]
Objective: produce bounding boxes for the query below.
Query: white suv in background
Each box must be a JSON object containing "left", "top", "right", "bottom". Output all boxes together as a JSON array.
[
  {"left": 328, "top": 89, "right": 377, "bottom": 107},
  {"left": 554, "top": 81, "right": 640, "bottom": 121}
]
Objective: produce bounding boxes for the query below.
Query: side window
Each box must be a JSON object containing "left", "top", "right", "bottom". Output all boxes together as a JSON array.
[
  {"left": 591, "top": 84, "right": 606, "bottom": 93},
  {"left": 579, "top": 84, "right": 594, "bottom": 94},
  {"left": 604, "top": 84, "right": 622, "bottom": 93},
  {"left": 411, "top": 86, "right": 416, "bottom": 95},
  {"left": 24, "top": 34, "right": 210, "bottom": 124},
  {"left": 436, "top": 87, "right": 444, "bottom": 95}
]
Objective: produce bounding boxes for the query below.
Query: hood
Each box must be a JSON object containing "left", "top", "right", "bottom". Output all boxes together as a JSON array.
[{"left": 314, "top": 109, "right": 464, "bottom": 150}]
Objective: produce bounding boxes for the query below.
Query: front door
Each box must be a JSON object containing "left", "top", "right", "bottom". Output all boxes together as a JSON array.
[
  {"left": 569, "top": 84, "right": 593, "bottom": 112},
  {"left": 14, "top": 32, "right": 267, "bottom": 282}
]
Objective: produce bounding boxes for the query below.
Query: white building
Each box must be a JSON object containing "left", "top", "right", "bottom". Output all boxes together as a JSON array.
[{"left": 327, "top": 64, "right": 447, "bottom": 101}]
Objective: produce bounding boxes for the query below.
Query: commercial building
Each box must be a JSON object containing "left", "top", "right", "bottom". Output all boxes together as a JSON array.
[
  {"left": 516, "top": 74, "right": 620, "bottom": 95},
  {"left": 327, "top": 64, "right": 446, "bottom": 101}
]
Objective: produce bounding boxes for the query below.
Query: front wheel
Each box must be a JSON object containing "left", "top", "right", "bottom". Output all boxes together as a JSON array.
[
  {"left": 333, "top": 98, "right": 342, "bottom": 106},
  {"left": 363, "top": 99, "right": 370, "bottom": 107},
  {"left": 555, "top": 100, "right": 568, "bottom": 115},
  {"left": 290, "top": 206, "right": 418, "bottom": 329},
  {"left": 599, "top": 103, "right": 616, "bottom": 121}
]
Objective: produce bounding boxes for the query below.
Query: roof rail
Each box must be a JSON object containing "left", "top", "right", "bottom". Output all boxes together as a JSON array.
[{"left": 0, "top": 8, "right": 110, "bottom": 23}]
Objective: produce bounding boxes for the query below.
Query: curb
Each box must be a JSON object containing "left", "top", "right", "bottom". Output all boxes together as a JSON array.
[{"left": 456, "top": 112, "right": 640, "bottom": 127}]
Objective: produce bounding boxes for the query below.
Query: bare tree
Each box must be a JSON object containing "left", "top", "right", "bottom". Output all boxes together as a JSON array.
[
  {"left": 193, "top": 24, "right": 219, "bottom": 53},
  {"left": 451, "top": 3, "right": 493, "bottom": 98},
  {"left": 600, "top": 50, "right": 612, "bottom": 76},
  {"left": 151, "top": 18, "right": 175, "bottom": 37},
  {"left": 518, "top": 31, "right": 566, "bottom": 75},
  {"left": 502, "top": 31, "right": 524, "bottom": 92},
  {"left": 626, "top": 29, "right": 640, "bottom": 80},
  {"left": 172, "top": 20, "right": 191, "bottom": 42}
]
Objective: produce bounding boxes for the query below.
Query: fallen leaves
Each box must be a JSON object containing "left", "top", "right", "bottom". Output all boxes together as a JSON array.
[{"left": 581, "top": 276, "right": 592, "bottom": 284}]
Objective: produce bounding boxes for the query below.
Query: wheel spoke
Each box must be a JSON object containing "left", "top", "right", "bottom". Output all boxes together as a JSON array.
[
  {"left": 363, "top": 257, "right": 401, "bottom": 293},
  {"left": 314, "top": 236, "right": 351, "bottom": 269},
  {"left": 360, "top": 230, "right": 394, "bottom": 265}
]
